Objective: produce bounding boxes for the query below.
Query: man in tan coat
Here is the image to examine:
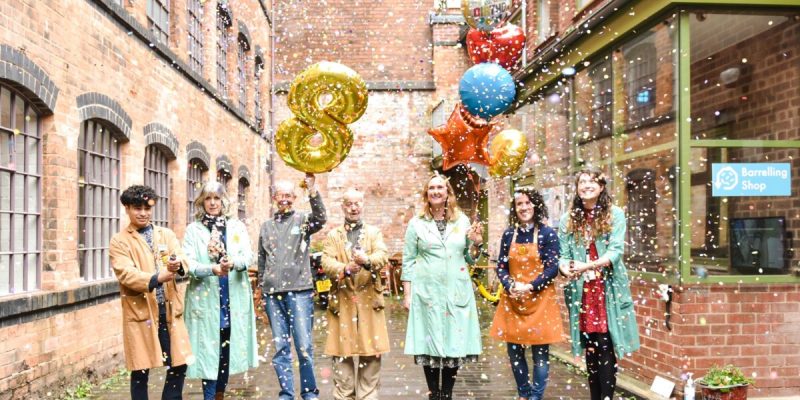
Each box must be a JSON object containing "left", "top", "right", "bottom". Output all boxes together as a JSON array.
[
  {"left": 109, "top": 185, "right": 192, "bottom": 399},
  {"left": 322, "top": 188, "right": 390, "bottom": 400}
]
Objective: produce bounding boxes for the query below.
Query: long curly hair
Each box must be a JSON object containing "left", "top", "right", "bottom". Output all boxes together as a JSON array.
[
  {"left": 566, "top": 167, "right": 612, "bottom": 240},
  {"left": 508, "top": 188, "right": 548, "bottom": 228}
]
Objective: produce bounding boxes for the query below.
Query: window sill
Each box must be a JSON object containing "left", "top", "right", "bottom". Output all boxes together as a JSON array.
[{"left": 0, "top": 280, "right": 119, "bottom": 327}]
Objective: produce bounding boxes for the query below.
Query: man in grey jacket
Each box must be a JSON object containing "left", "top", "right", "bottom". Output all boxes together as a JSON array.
[{"left": 258, "top": 173, "right": 326, "bottom": 400}]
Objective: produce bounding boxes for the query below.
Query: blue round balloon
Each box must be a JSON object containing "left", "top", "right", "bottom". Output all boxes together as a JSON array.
[{"left": 459, "top": 63, "right": 516, "bottom": 120}]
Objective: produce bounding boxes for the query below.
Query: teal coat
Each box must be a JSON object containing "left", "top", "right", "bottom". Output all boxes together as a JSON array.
[
  {"left": 401, "top": 213, "right": 482, "bottom": 358},
  {"left": 182, "top": 219, "right": 259, "bottom": 379},
  {"left": 558, "top": 206, "right": 640, "bottom": 359}
]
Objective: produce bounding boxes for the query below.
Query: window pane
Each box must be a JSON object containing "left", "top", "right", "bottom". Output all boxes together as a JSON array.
[
  {"left": 12, "top": 214, "right": 23, "bottom": 251},
  {"left": 26, "top": 254, "right": 37, "bottom": 290},
  {"left": 27, "top": 214, "right": 37, "bottom": 251},
  {"left": 0, "top": 88, "right": 10, "bottom": 128},
  {"left": 12, "top": 254, "right": 23, "bottom": 292},
  {"left": 26, "top": 136, "right": 38, "bottom": 174},
  {"left": 12, "top": 174, "right": 23, "bottom": 212},
  {"left": 25, "top": 107, "right": 37, "bottom": 136},
  {"left": 575, "top": 56, "right": 613, "bottom": 148},
  {"left": 0, "top": 255, "right": 9, "bottom": 294},
  {"left": 0, "top": 131, "right": 10, "bottom": 167},
  {"left": 690, "top": 11, "right": 800, "bottom": 140},
  {"left": 14, "top": 97, "right": 24, "bottom": 133},
  {"left": 26, "top": 176, "right": 38, "bottom": 213},
  {"left": 0, "top": 171, "right": 9, "bottom": 210},
  {"left": 0, "top": 213, "right": 9, "bottom": 252},
  {"left": 691, "top": 147, "right": 799, "bottom": 276}
]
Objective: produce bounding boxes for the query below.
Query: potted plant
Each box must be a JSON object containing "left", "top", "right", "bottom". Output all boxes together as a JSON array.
[{"left": 696, "top": 364, "right": 754, "bottom": 400}]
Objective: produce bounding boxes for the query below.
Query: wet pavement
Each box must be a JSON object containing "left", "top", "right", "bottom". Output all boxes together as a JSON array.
[{"left": 92, "top": 297, "right": 636, "bottom": 399}]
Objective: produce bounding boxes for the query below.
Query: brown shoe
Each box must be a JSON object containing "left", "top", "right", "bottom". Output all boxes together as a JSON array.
[{"left": 214, "top": 393, "right": 224, "bottom": 400}]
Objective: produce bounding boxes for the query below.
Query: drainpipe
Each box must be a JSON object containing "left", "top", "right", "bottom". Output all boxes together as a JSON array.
[
  {"left": 521, "top": 0, "right": 527, "bottom": 68},
  {"left": 268, "top": 0, "right": 276, "bottom": 216}
]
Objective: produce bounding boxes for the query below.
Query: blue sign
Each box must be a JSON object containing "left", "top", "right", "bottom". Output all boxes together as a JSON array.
[{"left": 712, "top": 163, "right": 791, "bottom": 197}]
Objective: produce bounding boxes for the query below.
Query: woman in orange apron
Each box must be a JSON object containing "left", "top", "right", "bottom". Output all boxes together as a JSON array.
[{"left": 490, "top": 188, "right": 562, "bottom": 400}]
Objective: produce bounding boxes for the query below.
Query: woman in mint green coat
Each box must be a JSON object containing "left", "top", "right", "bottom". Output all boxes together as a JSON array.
[
  {"left": 557, "top": 168, "right": 639, "bottom": 400},
  {"left": 183, "top": 181, "right": 258, "bottom": 400},
  {"left": 401, "top": 174, "right": 484, "bottom": 400}
]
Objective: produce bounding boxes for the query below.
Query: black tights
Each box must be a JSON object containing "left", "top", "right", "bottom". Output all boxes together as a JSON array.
[
  {"left": 423, "top": 365, "right": 458, "bottom": 395},
  {"left": 585, "top": 332, "right": 617, "bottom": 400}
]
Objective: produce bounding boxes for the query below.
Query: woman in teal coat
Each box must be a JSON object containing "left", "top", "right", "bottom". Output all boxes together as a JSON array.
[
  {"left": 401, "top": 174, "right": 484, "bottom": 400},
  {"left": 557, "top": 168, "right": 640, "bottom": 400},
  {"left": 183, "top": 181, "right": 258, "bottom": 400}
]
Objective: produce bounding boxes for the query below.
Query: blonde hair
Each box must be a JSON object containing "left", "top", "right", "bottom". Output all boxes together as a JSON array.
[
  {"left": 420, "top": 174, "right": 461, "bottom": 222},
  {"left": 193, "top": 181, "right": 233, "bottom": 221}
]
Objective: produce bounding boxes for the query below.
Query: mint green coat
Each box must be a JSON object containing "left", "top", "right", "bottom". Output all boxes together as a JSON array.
[
  {"left": 401, "top": 213, "right": 482, "bottom": 358},
  {"left": 182, "top": 219, "right": 258, "bottom": 379},
  {"left": 558, "top": 206, "right": 640, "bottom": 359}
]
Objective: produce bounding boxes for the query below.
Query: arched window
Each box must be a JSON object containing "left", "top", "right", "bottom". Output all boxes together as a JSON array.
[
  {"left": 144, "top": 145, "right": 171, "bottom": 227},
  {"left": 216, "top": 3, "right": 233, "bottom": 95},
  {"left": 187, "top": 0, "right": 204, "bottom": 74},
  {"left": 147, "top": 0, "right": 170, "bottom": 45},
  {"left": 187, "top": 158, "right": 208, "bottom": 222},
  {"left": 238, "top": 177, "right": 249, "bottom": 220},
  {"left": 624, "top": 36, "right": 657, "bottom": 125},
  {"left": 590, "top": 60, "right": 613, "bottom": 138},
  {"left": 78, "top": 120, "right": 122, "bottom": 281},
  {"left": 237, "top": 32, "right": 251, "bottom": 114},
  {"left": 0, "top": 85, "right": 41, "bottom": 294},
  {"left": 626, "top": 169, "right": 657, "bottom": 261},
  {"left": 254, "top": 55, "right": 265, "bottom": 133}
]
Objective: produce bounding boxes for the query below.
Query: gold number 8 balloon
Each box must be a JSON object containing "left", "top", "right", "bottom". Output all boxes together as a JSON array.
[{"left": 276, "top": 62, "right": 369, "bottom": 173}]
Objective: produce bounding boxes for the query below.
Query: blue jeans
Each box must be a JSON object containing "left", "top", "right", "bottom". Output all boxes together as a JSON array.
[
  {"left": 507, "top": 343, "right": 550, "bottom": 400},
  {"left": 264, "top": 290, "right": 319, "bottom": 400},
  {"left": 201, "top": 327, "right": 231, "bottom": 400}
]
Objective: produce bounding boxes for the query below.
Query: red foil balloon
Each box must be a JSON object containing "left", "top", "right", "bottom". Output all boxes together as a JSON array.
[
  {"left": 428, "top": 103, "right": 494, "bottom": 171},
  {"left": 466, "top": 23, "right": 525, "bottom": 70}
]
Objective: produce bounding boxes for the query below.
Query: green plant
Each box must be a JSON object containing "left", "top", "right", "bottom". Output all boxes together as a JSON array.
[
  {"left": 99, "top": 368, "right": 130, "bottom": 390},
  {"left": 698, "top": 364, "right": 754, "bottom": 391},
  {"left": 62, "top": 380, "right": 92, "bottom": 399}
]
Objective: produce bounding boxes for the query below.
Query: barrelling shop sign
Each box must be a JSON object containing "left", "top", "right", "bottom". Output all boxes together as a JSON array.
[{"left": 712, "top": 163, "right": 791, "bottom": 197}]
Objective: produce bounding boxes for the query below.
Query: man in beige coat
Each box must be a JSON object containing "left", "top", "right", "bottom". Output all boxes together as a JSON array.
[
  {"left": 322, "top": 188, "right": 390, "bottom": 400},
  {"left": 109, "top": 185, "right": 192, "bottom": 399}
]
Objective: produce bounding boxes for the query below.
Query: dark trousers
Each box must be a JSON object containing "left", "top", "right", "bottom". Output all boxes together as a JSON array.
[
  {"left": 585, "top": 332, "right": 617, "bottom": 400},
  {"left": 130, "top": 314, "right": 187, "bottom": 400},
  {"left": 202, "top": 327, "right": 232, "bottom": 400}
]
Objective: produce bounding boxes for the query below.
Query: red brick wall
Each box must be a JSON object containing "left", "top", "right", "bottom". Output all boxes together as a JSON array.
[
  {"left": 1, "top": 0, "right": 271, "bottom": 397},
  {"left": 0, "top": 301, "right": 123, "bottom": 399},
  {"left": 274, "top": 0, "right": 433, "bottom": 83}
]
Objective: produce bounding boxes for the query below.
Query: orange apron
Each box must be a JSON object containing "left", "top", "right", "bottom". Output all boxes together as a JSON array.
[{"left": 489, "top": 229, "right": 564, "bottom": 345}]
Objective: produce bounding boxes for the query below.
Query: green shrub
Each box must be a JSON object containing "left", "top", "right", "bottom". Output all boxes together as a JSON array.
[{"left": 699, "top": 364, "right": 754, "bottom": 390}]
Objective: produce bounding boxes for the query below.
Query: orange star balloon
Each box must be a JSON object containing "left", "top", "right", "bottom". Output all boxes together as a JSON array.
[{"left": 429, "top": 103, "right": 494, "bottom": 171}]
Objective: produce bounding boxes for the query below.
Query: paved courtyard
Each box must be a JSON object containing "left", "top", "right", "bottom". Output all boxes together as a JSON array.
[{"left": 92, "top": 297, "right": 638, "bottom": 399}]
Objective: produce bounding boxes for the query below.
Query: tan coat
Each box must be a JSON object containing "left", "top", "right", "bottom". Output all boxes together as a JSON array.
[
  {"left": 321, "top": 224, "right": 390, "bottom": 356},
  {"left": 109, "top": 224, "right": 193, "bottom": 371}
]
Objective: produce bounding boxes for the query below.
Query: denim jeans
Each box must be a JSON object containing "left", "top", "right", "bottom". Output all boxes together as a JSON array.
[
  {"left": 507, "top": 343, "right": 550, "bottom": 400},
  {"left": 202, "top": 327, "right": 231, "bottom": 400},
  {"left": 264, "top": 290, "right": 319, "bottom": 400}
]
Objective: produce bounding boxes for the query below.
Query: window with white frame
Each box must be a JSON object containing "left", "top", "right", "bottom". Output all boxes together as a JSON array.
[
  {"left": 237, "top": 36, "right": 250, "bottom": 113},
  {"left": 538, "top": 0, "right": 551, "bottom": 42},
  {"left": 216, "top": 4, "right": 232, "bottom": 95},
  {"left": 144, "top": 145, "right": 170, "bottom": 227},
  {"left": 0, "top": 85, "right": 41, "bottom": 295},
  {"left": 187, "top": 0, "right": 204, "bottom": 74},
  {"left": 147, "top": 0, "right": 170, "bottom": 45},
  {"left": 78, "top": 120, "right": 121, "bottom": 281}
]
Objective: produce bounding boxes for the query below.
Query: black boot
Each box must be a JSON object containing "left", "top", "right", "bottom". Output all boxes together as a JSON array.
[
  {"left": 440, "top": 390, "right": 452, "bottom": 400},
  {"left": 428, "top": 390, "right": 440, "bottom": 400}
]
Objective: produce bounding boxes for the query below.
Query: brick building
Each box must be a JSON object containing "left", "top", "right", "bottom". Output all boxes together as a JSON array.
[
  {"left": 502, "top": 0, "right": 800, "bottom": 398},
  {"left": 0, "top": 0, "right": 271, "bottom": 397},
  {"left": 275, "top": 0, "right": 800, "bottom": 398}
]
